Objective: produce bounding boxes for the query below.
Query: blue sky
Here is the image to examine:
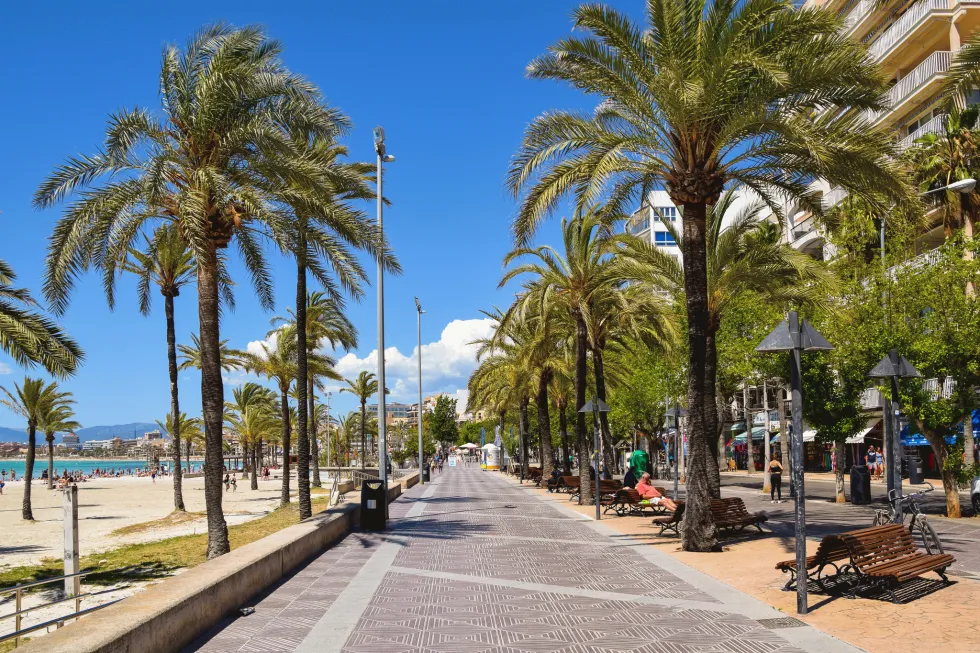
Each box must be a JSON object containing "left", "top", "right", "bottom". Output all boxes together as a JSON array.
[{"left": 0, "top": 0, "right": 637, "bottom": 428}]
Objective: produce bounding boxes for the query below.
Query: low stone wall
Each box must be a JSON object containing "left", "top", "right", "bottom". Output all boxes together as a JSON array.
[{"left": 20, "top": 477, "right": 415, "bottom": 653}]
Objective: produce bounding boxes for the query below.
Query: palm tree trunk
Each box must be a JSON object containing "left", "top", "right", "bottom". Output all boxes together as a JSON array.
[
  {"left": 251, "top": 439, "right": 259, "bottom": 490},
  {"left": 360, "top": 399, "right": 367, "bottom": 470},
  {"left": 46, "top": 434, "right": 55, "bottom": 490},
  {"left": 295, "top": 255, "right": 311, "bottom": 520},
  {"left": 742, "top": 383, "right": 753, "bottom": 475},
  {"left": 197, "top": 255, "right": 229, "bottom": 558},
  {"left": 310, "top": 377, "right": 321, "bottom": 487},
  {"left": 679, "top": 200, "right": 718, "bottom": 552},
  {"left": 519, "top": 398, "right": 530, "bottom": 478},
  {"left": 23, "top": 425, "right": 36, "bottom": 520},
  {"left": 165, "top": 293, "right": 185, "bottom": 511},
  {"left": 704, "top": 332, "right": 722, "bottom": 498},
  {"left": 574, "top": 313, "right": 592, "bottom": 505},
  {"left": 592, "top": 349, "right": 617, "bottom": 475},
  {"left": 280, "top": 388, "right": 291, "bottom": 507},
  {"left": 558, "top": 402, "right": 570, "bottom": 475},
  {"left": 537, "top": 370, "right": 554, "bottom": 481}
]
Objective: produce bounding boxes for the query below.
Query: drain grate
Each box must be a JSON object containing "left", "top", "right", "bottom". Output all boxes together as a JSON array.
[{"left": 758, "top": 617, "right": 807, "bottom": 629}]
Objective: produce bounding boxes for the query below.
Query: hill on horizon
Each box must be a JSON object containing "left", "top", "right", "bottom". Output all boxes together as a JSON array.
[{"left": 0, "top": 422, "right": 160, "bottom": 443}]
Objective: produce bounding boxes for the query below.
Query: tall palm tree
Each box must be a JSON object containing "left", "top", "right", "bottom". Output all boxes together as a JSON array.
[
  {"left": 119, "top": 225, "right": 196, "bottom": 511},
  {"left": 337, "top": 411, "right": 361, "bottom": 466},
  {"left": 238, "top": 330, "right": 297, "bottom": 506},
  {"left": 39, "top": 392, "right": 81, "bottom": 490},
  {"left": 0, "top": 378, "right": 62, "bottom": 519},
  {"left": 273, "top": 291, "right": 356, "bottom": 497},
  {"left": 157, "top": 412, "right": 203, "bottom": 475},
  {"left": 0, "top": 260, "right": 82, "bottom": 378},
  {"left": 506, "top": 1, "right": 906, "bottom": 551},
  {"left": 35, "top": 25, "right": 353, "bottom": 559},
  {"left": 177, "top": 334, "right": 243, "bottom": 373},
  {"left": 225, "top": 383, "right": 278, "bottom": 490},
  {"left": 341, "top": 371, "right": 382, "bottom": 470}
]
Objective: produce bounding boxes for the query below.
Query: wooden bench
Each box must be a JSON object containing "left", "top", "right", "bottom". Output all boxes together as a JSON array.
[
  {"left": 710, "top": 497, "right": 767, "bottom": 534},
  {"left": 775, "top": 534, "right": 851, "bottom": 592},
  {"left": 561, "top": 476, "right": 581, "bottom": 500},
  {"left": 651, "top": 502, "right": 685, "bottom": 536},
  {"left": 840, "top": 523, "right": 955, "bottom": 603},
  {"left": 525, "top": 468, "right": 543, "bottom": 485},
  {"left": 606, "top": 488, "right": 669, "bottom": 516}
]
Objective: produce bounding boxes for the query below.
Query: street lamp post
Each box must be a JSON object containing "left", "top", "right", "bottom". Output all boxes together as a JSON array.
[
  {"left": 757, "top": 311, "right": 833, "bottom": 615},
  {"left": 579, "top": 397, "right": 610, "bottom": 521},
  {"left": 325, "top": 391, "right": 331, "bottom": 470},
  {"left": 869, "top": 349, "right": 922, "bottom": 522},
  {"left": 415, "top": 297, "right": 425, "bottom": 485},
  {"left": 373, "top": 127, "right": 394, "bottom": 495}
]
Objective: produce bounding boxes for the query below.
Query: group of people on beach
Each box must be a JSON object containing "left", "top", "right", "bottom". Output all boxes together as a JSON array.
[{"left": 0, "top": 466, "right": 164, "bottom": 488}]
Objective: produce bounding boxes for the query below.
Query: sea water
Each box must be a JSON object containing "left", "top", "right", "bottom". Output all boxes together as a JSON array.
[{"left": 0, "top": 459, "right": 155, "bottom": 479}]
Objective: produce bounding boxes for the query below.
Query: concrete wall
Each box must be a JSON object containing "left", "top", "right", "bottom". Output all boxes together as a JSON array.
[{"left": 20, "top": 475, "right": 417, "bottom": 653}]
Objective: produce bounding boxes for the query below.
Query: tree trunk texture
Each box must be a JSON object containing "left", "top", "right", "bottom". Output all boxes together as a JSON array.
[
  {"left": 197, "top": 253, "right": 229, "bottom": 558},
  {"left": 703, "top": 332, "right": 723, "bottom": 498},
  {"left": 295, "top": 257, "right": 311, "bottom": 520},
  {"left": 46, "top": 434, "right": 55, "bottom": 490},
  {"left": 921, "top": 427, "right": 961, "bottom": 517},
  {"left": 280, "top": 389, "right": 291, "bottom": 507},
  {"left": 558, "top": 402, "right": 571, "bottom": 475},
  {"left": 310, "top": 377, "right": 321, "bottom": 487},
  {"left": 519, "top": 398, "right": 530, "bottom": 478},
  {"left": 360, "top": 400, "right": 367, "bottom": 470},
  {"left": 537, "top": 370, "right": 554, "bottom": 481},
  {"left": 165, "top": 294, "right": 185, "bottom": 511},
  {"left": 678, "top": 200, "right": 718, "bottom": 551},
  {"left": 575, "top": 314, "right": 593, "bottom": 505},
  {"left": 964, "top": 410, "right": 975, "bottom": 468},
  {"left": 251, "top": 440, "right": 259, "bottom": 490},
  {"left": 592, "top": 349, "right": 618, "bottom": 474},
  {"left": 23, "top": 426, "right": 36, "bottom": 520},
  {"left": 834, "top": 443, "right": 846, "bottom": 503},
  {"left": 742, "top": 383, "right": 753, "bottom": 475}
]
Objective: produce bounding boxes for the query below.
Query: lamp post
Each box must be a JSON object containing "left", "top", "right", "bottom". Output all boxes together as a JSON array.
[
  {"left": 666, "top": 406, "right": 687, "bottom": 502},
  {"left": 579, "top": 397, "right": 610, "bottom": 521},
  {"left": 756, "top": 311, "right": 832, "bottom": 615},
  {"left": 373, "top": 127, "right": 394, "bottom": 493},
  {"left": 869, "top": 349, "right": 922, "bottom": 521},
  {"left": 415, "top": 297, "right": 425, "bottom": 485},
  {"left": 325, "top": 391, "right": 331, "bottom": 470}
]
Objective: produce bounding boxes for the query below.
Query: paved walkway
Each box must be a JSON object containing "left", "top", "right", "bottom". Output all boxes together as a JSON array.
[{"left": 188, "top": 468, "right": 857, "bottom": 652}]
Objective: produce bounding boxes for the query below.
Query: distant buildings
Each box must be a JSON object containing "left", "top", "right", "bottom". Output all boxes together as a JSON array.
[{"left": 61, "top": 432, "right": 81, "bottom": 450}]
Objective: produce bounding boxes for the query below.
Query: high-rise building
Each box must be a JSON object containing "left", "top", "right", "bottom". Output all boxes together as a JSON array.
[{"left": 625, "top": 190, "right": 682, "bottom": 263}]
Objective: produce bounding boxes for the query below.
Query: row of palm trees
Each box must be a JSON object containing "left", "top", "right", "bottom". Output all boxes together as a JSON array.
[{"left": 32, "top": 25, "right": 398, "bottom": 559}]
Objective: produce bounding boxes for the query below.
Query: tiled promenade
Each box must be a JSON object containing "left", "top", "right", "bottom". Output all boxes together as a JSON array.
[{"left": 188, "top": 468, "right": 857, "bottom": 653}]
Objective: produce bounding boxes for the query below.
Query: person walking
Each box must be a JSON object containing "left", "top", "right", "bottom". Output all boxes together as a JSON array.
[{"left": 768, "top": 457, "right": 783, "bottom": 503}]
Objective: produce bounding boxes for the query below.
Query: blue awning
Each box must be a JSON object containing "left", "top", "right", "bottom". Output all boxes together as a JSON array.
[{"left": 900, "top": 423, "right": 957, "bottom": 447}]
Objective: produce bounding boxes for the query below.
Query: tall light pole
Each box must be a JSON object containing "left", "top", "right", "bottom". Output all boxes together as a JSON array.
[
  {"left": 325, "top": 391, "right": 332, "bottom": 471},
  {"left": 373, "top": 127, "right": 394, "bottom": 490},
  {"left": 415, "top": 297, "right": 425, "bottom": 485}
]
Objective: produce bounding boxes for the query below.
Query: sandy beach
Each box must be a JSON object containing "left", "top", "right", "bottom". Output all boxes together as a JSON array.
[{"left": 0, "top": 474, "right": 286, "bottom": 570}]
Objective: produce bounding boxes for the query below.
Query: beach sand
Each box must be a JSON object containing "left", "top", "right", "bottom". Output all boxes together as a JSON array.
[{"left": 0, "top": 474, "right": 285, "bottom": 570}]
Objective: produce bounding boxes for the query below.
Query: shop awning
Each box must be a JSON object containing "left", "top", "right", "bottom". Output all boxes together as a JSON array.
[
  {"left": 899, "top": 424, "right": 957, "bottom": 447},
  {"left": 770, "top": 429, "right": 816, "bottom": 444},
  {"left": 845, "top": 418, "right": 881, "bottom": 445}
]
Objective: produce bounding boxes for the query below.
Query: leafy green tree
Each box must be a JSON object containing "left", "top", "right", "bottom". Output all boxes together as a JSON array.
[
  {"left": 507, "top": 0, "right": 907, "bottom": 551},
  {"left": 0, "top": 259, "right": 82, "bottom": 378},
  {"left": 36, "top": 24, "right": 352, "bottom": 559},
  {"left": 428, "top": 395, "right": 460, "bottom": 455}
]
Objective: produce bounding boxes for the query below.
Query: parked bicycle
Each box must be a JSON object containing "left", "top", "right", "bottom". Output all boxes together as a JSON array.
[{"left": 871, "top": 482, "right": 944, "bottom": 555}]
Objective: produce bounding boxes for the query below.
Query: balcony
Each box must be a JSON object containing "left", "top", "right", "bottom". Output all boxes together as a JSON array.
[
  {"left": 865, "top": 51, "right": 950, "bottom": 125},
  {"left": 790, "top": 214, "right": 825, "bottom": 256},
  {"left": 866, "top": 0, "right": 947, "bottom": 63},
  {"left": 861, "top": 387, "right": 883, "bottom": 410},
  {"left": 822, "top": 187, "right": 849, "bottom": 210},
  {"left": 886, "top": 247, "right": 942, "bottom": 280},
  {"left": 924, "top": 376, "right": 956, "bottom": 400},
  {"left": 843, "top": 0, "right": 877, "bottom": 38},
  {"left": 898, "top": 113, "right": 947, "bottom": 151}
]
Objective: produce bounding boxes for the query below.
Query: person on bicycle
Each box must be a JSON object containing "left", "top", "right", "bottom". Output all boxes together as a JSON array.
[{"left": 768, "top": 457, "right": 783, "bottom": 503}]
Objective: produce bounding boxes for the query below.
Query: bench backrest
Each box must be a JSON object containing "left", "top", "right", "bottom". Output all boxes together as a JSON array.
[
  {"left": 709, "top": 497, "right": 751, "bottom": 522},
  {"left": 841, "top": 524, "right": 916, "bottom": 570},
  {"left": 813, "top": 535, "right": 851, "bottom": 565},
  {"left": 622, "top": 488, "right": 642, "bottom": 503},
  {"left": 598, "top": 479, "right": 622, "bottom": 493},
  {"left": 561, "top": 476, "right": 580, "bottom": 488}
]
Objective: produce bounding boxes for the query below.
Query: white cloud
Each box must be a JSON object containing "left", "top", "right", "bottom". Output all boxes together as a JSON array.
[
  {"left": 334, "top": 318, "right": 495, "bottom": 407},
  {"left": 0, "top": 362, "right": 11, "bottom": 375}
]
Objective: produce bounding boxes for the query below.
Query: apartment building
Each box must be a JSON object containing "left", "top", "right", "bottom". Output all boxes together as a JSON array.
[
  {"left": 625, "top": 190, "right": 683, "bottom": 262},
  {"left": 797, "top": 0, "right": 980, "bottom": 259}
]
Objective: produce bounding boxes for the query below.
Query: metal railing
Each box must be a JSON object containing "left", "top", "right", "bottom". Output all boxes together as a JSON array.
[
  {"left": 0, "top": 571, "right": 126, "bottom": 648},
  {"left": 886, "top": 247, "right": 942, "bottom": 279},
  {"left": 924, "top": 376, "right": 956, "bottom": 400},
  {"left": 866, "top": 51, "right": 950, "bottom": 124},
  {"left": 843, "top": 0, "right": 876, "bottom": 35},
  {"left": 822, "top": 187, "right": 849, "bottom": 211},
  {"left": 898, "top": 113, "right": 947, "bottom": 151},
  {"left": 867, "top": 0, "right": 947, "bottom": 62},
  {"left": 790, "top": 215, "right": 817, "bottom": 243}
]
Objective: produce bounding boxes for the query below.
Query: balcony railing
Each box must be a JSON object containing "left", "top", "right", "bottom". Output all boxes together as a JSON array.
[
  {"left": 867, "top": 0, "right": 947, "bottom": 62},
  {"left": 861, "top": 387, "right": 883, "bottom": 410},
  {"left": 886, "top": 247, "right": 942, "bottom": 280},
  {"left": 924, "top": 376, "right": 956, "bottom": 400},
  {"left": 866, "top": 51, "right": 950, "bottom": 124},
  {"left": 898, "top": 113, "right": 947, "bottom": 151},
  {"left": 822, "top": 187, "right": 849, "bottom": 210},
  {"left": 843, "top": 0, "right": 875, "bottom": 35},
  {"left": 791, "top": 215, "right": 817, "bottom": 243}
]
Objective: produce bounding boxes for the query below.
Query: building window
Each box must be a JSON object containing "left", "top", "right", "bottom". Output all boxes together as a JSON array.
[
  {"left": 654, "top": 231, "right": 677, "bottom": 246},
  {"left": 629, "top": 216, "right": 650, "bottom": 234},
  {"left": 653, "top": 206, "right": 677, "bottom": 222}
]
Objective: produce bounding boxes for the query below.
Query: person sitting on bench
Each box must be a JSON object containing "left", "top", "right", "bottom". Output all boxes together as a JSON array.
[{"left": 636, "top": 473, "right": 677, "bottom": 511}]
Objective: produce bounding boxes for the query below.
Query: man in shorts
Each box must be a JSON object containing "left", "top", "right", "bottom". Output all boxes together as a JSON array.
[{"left": 636, "top": 472, "right": 678, "bottom": 511}]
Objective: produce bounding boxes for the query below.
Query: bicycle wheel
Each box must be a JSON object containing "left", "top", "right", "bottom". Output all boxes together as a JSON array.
[{"left": 912, "top": 517, "right": 945, "bottom": 555}]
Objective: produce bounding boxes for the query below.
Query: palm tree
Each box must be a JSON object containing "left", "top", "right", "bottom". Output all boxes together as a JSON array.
[
  {"left": 38, "top": 392, "right": 81, "bottom": 490},
  {"left": 238, "top": 330, "right": 297, "bottom": 506},
  {"left": 35, "top": 25, "right": 352, "bottom": 559},
  {"left": 177, "top": 334, "right": 243, "bottom": 373},
  {"left": 337, "top": 411, "right": 361, "bottom": 466},
  {"left": 341, "top": 371, "right": 381, "bottom": 470},
  {"left": 0, "top": 378, "right": 62, "bottom": 519},
  {"left": 506, "top": 1, "right": 906, "bottom": 551},
  {"left": 0, "top": 260, "right": 82, "bottom": 378},
  {"left": 157, "top": 413, "right": 204, "bottom": 476},
  {"left": 119, "top": 225, "right": 196, "bottom": 511},
  {"left": 225, "top": 383, "right": 278, "bottom": 490}
]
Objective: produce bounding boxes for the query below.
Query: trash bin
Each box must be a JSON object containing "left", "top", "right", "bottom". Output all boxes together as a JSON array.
[
  {"left": 850, "top": 465, "right": 871, "bottom": 505},
  {"left": 907, "top": 458, "right": 924, "bottom": 485},
  {"left": 421, "top": 466, "right": 430, "bottom": 483},
  {"left": 360, "top": 480, "right": 387, "bottom": 531}
]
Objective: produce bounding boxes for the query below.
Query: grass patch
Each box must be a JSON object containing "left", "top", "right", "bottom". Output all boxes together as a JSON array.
[
  {"left": 0, "top": 497, "right": 332, "bottom": 592},
  {"left": 110, "top": 510, "right": 206, "bottom": 536}
]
